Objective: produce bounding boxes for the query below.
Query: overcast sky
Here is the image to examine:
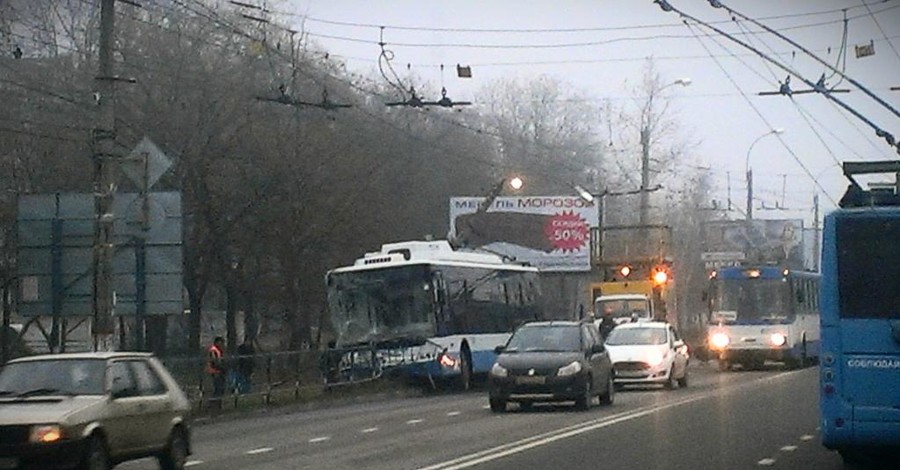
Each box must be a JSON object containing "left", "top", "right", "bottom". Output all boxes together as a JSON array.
[{"left": 278, "top": 0, "right": 900, "bottom": 225}]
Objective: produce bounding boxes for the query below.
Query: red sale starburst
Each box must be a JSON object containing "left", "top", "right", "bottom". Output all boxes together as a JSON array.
[{"left": 544, "top": 211, "right": 589, "bottom": 253}]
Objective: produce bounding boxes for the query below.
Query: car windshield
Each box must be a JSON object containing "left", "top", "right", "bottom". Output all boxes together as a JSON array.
[
  {"left": 0, "top": 359, "right": 107, "bottom": 396},
  {"left": 605, "top": 327, "right": 667, "bottom": 346},
  {"left": 505, "top": 325, "right": 581, "bottom": 352}
]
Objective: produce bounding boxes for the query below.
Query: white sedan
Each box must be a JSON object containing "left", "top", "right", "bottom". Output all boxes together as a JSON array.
[{"left": 604, "top": 322, "right": 690, "bottom": 390}]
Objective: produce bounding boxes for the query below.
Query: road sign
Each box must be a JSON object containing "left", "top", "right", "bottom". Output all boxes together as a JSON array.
[{"left": 122, "top": 137, "right": 172, "bottom": 190}]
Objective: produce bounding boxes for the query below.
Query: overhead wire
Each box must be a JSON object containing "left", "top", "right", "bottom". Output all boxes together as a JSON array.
[
  {"left": 859, "top": 0, "right": 900, "bottom": 63},
  {"left": 726, "top": 15, "right": 856, "bottom": 167},
  {"left": 682, "top": 20, "right": 837, "bottom": 206},
  {"left": 274, "top": 2, "right": 889, "bottom": 34}
]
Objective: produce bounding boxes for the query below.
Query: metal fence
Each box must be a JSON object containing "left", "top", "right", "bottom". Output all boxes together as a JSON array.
[{"left": 159, "top": 350, "right": 326, "bottom": 412}]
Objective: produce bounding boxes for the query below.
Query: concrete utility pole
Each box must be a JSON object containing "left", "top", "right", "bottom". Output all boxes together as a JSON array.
[
  {"left": 813, "top": 193, "right": 820, "bottom": 272},
  {"left": 639, "top": 127, "right": 651, "bottom": 225},
  {"left": 92, "top": 0, "right": 117, "bottom": 348}
]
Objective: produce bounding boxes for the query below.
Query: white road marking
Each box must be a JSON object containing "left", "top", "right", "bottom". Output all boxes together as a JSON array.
[
  {"left": 418, "top": 371, "right": 800, "bottom": 470},
  {"left": 800, "top": 434, "right": 814, "bottom": 441},
  {"left": 309, "top": 436, "right": 331, "bottom": 443},
  {"left": 482, "top": 405, "right": 491, "bottom": 410},
  {"left": 246, "top": 447, "right": 274, "bottom": 455},
  {"left": 758, "top": 458, "right": 776, "bottom": 466},
  {"left": 447, "top": 411, "right": 461, "bottom": 416},
  {"left": 361, "top": 427, "right": 379, "bottom": 433},
  {"left": 407, "top": 419, "right": 424, "bottom": 424},
  {"left": 185, "top": 461, "right": 203, "bottom": 467},
  {"left": 780, "top": 445, "right": 798, "bottom": 452}
]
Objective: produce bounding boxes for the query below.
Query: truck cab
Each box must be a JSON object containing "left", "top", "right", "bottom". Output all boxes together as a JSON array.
[{"left": 593, "top": 293, "right": 654, "bottom": 325}]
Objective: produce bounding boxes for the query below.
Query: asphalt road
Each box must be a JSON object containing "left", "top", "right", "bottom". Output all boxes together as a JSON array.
[{"left": 120, "top": 362, "right": 845, "bottom": 470}]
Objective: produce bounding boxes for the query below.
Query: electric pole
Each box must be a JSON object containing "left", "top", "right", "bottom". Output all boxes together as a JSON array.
[
  {"left": 813, "top": 193, "right": 820, "bottom": 272},
  {"left": 639, "top": 127, "right": 650, "bottom": 225},
  {"left": 92, "top": 0, "right": 117, "bottom": 349}
]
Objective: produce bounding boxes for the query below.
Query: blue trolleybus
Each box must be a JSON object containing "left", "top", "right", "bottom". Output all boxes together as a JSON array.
[
  {"left": 324, "top": 240, "right": 543, "bottom": 389},
  {"left": 706, "top": 265, "right": 820, "bottom": 371},
  {"left": 819, "top": 161, "right": 900, "bottom": 463}
]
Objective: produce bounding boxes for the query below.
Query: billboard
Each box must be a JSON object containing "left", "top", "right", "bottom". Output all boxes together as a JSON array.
[
  {"left": 701, "top": 219, "right": 804, "bottom": 270},
  {"left": 449, "top": 196, "right": 599, "bottom": 272},
  {"left": 17, "top": 192, "right": 183, "bottom": 317}
]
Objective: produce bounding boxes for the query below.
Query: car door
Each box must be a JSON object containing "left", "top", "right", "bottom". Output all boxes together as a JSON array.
[
  {"left": 128, "top": 359, "right": 173, "bottom": 452},
  {"left": 584, "top": 324, "right": 610, "bottom": 388},
  {"left": 669, "top": 326, "right": 688, "bottom": 378},
  {"left": 104, "top": 360, "right": 143, "bottom": 456}
]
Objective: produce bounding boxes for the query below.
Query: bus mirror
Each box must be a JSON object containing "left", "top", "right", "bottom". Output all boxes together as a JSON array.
[{"left": 494, "top": 345, "right": 506, "bottom": 354}]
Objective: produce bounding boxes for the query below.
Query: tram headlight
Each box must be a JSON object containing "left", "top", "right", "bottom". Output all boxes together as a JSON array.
[
  {"left": 710, "top": 332, "right": 730, "bottom": 350},
  {"left": 769, "top": 333, "right": 787, "bottom": 347},
  {"left": 490, "top": 362, "right": 508, "bottom": 378}
]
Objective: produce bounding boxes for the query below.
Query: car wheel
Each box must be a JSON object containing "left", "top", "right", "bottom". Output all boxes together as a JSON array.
[
  {"left": 575, "top": 378, "right": 592, "bottom": 411},
  {"left": 78, "top": 435, "right": 109, "bottom": 470},
  {"left": 599, "top": 375, "right": 615, "bottom": 406},
  {"left": 664, "top": 368, "right": 678, "bottom": 390},
  {"left": 489, "top": 397, "right": 507, "bottom": 413},
  {"left": 677, "top": 369, "right": 689, "bottom": 388},
  {"left": 158, "top": 427, "right": 189, "bottom": 470}
]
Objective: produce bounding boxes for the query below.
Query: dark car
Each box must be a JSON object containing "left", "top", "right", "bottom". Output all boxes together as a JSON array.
[
  {"left": 0, "top": 352, "right": 191, "bottom": 470},
  {"left": 487, "top": 321, "right": 614, "bottom": 412}
]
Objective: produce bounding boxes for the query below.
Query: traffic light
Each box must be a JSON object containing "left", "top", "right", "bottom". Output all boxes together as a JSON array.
[{"left": 651, "top": 264, "right": 670, "bottom": 286}]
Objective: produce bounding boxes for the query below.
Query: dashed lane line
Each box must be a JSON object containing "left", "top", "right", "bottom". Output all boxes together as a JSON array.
[
  {"left": 309, "top": 436, "right": 331, "bottom": 443},
  {"left": 447, "top": 411, "right": 461, "bottom": 417},
  {"left": 246, "top": 447, "right": 274, "bottom": 455},
  {"left": 185, "top": 461, "right": 203, "bottom": 467},
  {"left": 407, "top": 419, "right": 425, "bottom": 425},
  {"left": 361, "top": 427, "right": 379, "bottom": 433},
  {"left": 758, "top": 458, "right": 776, "bottom": 466},
  {"left": 800, "top": 435, "right": 814, "bottom": 441},
  {"left": 780, "top": 445, "right": 798, "bottom": 452}
]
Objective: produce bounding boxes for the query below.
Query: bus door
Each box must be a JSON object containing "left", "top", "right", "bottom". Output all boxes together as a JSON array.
[{"left": 830, "top": 215, "right": 900, "bottom": 431}]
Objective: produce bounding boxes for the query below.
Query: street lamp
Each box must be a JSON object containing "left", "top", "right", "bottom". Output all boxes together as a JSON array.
[
  {"left": 639, "top": 77, "right": 692, "bottom": 224},
  {"left": 745, "top": 128, "right": 785, "bottom": 220}
]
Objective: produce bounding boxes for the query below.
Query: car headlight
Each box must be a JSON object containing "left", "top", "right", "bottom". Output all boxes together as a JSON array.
[
  {"left": 30, "top": 425, "right": 63, "bottom": 444},
  {"left": 490, "top": 363, "right": 508, "bottom": 378},
  {"left": 647, "top": 350, "right": 666, "bottom": 367},
  {"left": 710, "top": 333, "right": 730, "bottom": 349},
  {"left": 770, "top": 333, "right": 787, "bottom": 346},
  {"left": 557, "top": 361, "right": 582, "bottom": 377}
]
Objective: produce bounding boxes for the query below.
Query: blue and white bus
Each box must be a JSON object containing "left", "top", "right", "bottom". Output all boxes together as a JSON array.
[
  {"left": 819, "top": 161, "right": 900, "bottom": 463},
  {"left": 706, "top": 265, "right": 820, "bottom": 371},
  {"left": 324, "top": 240, "right": 543, "bottom": 389}
]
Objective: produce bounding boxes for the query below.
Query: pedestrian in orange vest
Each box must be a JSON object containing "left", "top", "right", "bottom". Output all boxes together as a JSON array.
[{"left": 206, "top": 336, "right": 226, "bottom": 410}]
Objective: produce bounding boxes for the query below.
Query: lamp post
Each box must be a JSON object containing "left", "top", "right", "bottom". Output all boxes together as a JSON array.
[
  {"left": 744, "top": 128, "right": 785, "bottom": 220},
  {"left": 639, "top": 77, "right": 691, "bottom": 225}
]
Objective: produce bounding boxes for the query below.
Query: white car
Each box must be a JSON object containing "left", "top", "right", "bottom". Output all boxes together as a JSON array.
[{"left": 604, "top": 322, "right": 689, "bottom": 390}]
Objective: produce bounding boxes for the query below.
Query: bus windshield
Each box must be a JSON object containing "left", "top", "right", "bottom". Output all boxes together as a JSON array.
[
  {"left": 711, "top": 279, "right": 788, "bottom": 323},
  {"left": 327, "top": 265, "right": 435, "bottom": 346},
  {"left": 837, "top": 217, "right": 900, "bottom": 319}
]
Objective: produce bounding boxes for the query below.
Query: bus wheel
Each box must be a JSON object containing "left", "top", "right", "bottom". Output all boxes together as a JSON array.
[{"left": 458, "top": 347, "right": 472, "bottom": 391}]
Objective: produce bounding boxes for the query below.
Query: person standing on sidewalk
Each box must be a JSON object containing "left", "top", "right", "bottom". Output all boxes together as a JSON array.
[{"left": 206, "top": 336, "right": 226, "bottom": 410}]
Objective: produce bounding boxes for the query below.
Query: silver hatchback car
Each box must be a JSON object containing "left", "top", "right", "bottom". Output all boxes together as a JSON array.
[{"left": 0, "top": 352, "right": 191, "bottom": 470}]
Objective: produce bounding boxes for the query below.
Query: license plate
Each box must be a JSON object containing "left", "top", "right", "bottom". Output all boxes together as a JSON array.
[
  {"left": 0, "top": 457, "right": 19, "bottom": 470},
  {"left": 516, "top": 376, "right": 545, "bottom": 385},
  {"left": 616, "top": 371, "right": 644, "bottom": 378}
]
